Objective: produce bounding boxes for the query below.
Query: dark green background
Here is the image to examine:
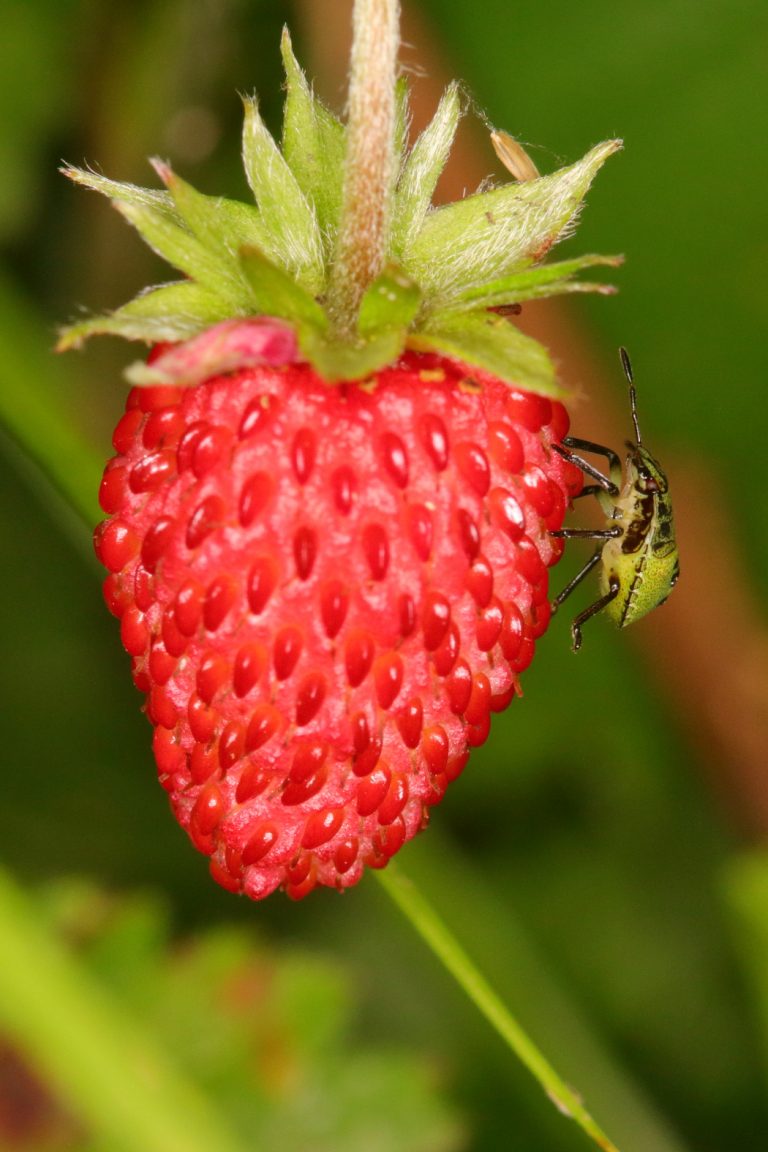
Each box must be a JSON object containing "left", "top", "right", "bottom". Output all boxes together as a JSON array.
[{"left": 1, "top": 2, "right": 767, "bottom": 1150}]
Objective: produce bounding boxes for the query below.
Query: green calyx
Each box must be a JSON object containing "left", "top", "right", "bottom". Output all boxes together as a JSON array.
[{"left": 58, "top": 27, "right": 621, "bottom": 396}]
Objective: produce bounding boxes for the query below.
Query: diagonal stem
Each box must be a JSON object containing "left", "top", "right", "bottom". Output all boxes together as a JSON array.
[{"left": 376, "top": 864, "right": 621, "bottom": 1152}]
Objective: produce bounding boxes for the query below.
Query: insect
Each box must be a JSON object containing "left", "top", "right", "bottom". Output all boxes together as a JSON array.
[
  {"left": 551, "top": 347, "right": 679, "bottom": 651},
  {"left": 490, "top": 129, "right": 540, "bottom": 182}
]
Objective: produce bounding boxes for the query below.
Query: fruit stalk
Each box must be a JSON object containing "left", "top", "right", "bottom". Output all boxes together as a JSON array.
[{"left": 328, "top": 0, "right": 400, "bottom": 334}]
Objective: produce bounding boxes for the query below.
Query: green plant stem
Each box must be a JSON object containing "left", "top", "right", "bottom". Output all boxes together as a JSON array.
[
  {"left": 0, "top": 867, "right": 248, "bottom": 1152},
  {"left": 376, "top": 863, "right": 620, "bottom": 1152}
]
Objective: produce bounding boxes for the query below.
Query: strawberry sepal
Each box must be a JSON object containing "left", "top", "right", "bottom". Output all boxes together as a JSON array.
[
  {"left": 411, "top": 311, "right": 558, "bottom": 396},
  {"left": 124, "top": 317, "right": 298, "bottom": 387},
  {"left": 58, "top": 41, "right": 620, "bottom": 398}
]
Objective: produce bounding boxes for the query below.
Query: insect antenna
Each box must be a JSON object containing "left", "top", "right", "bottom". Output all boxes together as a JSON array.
[{"left": 619, "top": 346, "right": 643, "bottom": 445}]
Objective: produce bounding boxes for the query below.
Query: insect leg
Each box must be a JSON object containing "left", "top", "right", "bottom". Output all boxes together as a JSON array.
[
  {"left": 572, "top": 484, "right": 608, "bottom": 500},
  {"left": 551, "top": 549, "right": 602, "bottom": 612},
  {"left": 562, "top": 436, "right": 622, "bottom": 474},
  {"left": 553, "top": 438, "right": 621, "bottom": 496},
  {"left": 570, "top": 575, "right": 620, "bottom": 652},
  {"left": 550, "top": 526, "right": 622, "bottom": 540}
]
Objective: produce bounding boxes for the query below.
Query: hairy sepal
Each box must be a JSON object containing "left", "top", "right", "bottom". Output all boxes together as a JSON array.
[
  {"left": 239, "top": 245, "right": 329, "bottom": 331},
  {"left": 402, "top": 140, "right": 622, "bottom": 308},
  {"left": 295, "top": 265, "right": 419, "bottom": 381},
  {"left": 61, "top": 164, "right": 179, "bottom": 219},
  {"left": 57, "top": 283, "right": 236, "bottom": 351},
  {"left": 411, "top": 310, "right": 558, "bottom": 396},
  {"left": 64, "top": 160, "right": 288, "bottom": 313},
  {"left": 242, "top": 96, "right": 325, "bottom": 294},
  {"left": 391, "top": 83, "right": 461, "bottom": 259},
  {"left": 59, "top": 28, "right": 621, "bottom": 400},
  {"left": 280, "top": 28, "right": 346, "bottom": 254},
  {"left": 152, "top": 160, "right": 271, "bottom": 263},
  {"left": 115, "top": 201, "right": 247, "bottom": 307},
  {"left": 448, "top": 253, "right": 624, "bottom": 312}
]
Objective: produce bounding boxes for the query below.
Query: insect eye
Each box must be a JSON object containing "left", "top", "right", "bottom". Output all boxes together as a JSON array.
[{"left": 638, "top": 471, "right": 660, "bottom": 493}]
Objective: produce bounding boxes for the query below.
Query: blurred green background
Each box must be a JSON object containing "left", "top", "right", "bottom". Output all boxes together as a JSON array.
[{"left": 1, "top": 2, "right": 768, "bottom": 1150}]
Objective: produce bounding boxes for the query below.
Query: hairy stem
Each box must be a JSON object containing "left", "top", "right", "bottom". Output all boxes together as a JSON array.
[{"left": 327, "top": 0, "right": 400, "bottom": 336}]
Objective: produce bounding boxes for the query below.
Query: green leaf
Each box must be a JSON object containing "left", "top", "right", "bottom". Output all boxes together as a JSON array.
[
  {"left": 392, "top": 75, "right": 411, "bottom": 189},
  {"left": 449, "top": 253, "right": 624, "bottom": 311},
  {"left": 391, "top": 83, "right": 461, "bottom": 259},
  {"left": 403, "top": 139, "right": 621, "bottom": 307},
  {"left": 280, "top": 28, "right": 346, "bottom": 251},
  {"left": 357, "top": 264, "right": 421, "bottom": 336},
  {"left": 242, "top": 95, "right": 325, "bottom": 293},
  {"left": 411, "top": 309, "right": 558, "bottom": 395},
  {"left": 153, "top": 161, "right": 271, "bottom": 264},
  {"left": 58, "top": 282, "right": 235, "bottom": 349},
  {"left": 114, "top": 201, "right": 245, "bottom": 306},
  {"left": 110, "top": 280, "right": 238, "bottom": 329},
  {"left": 61, "top": 164, "right": 180, "bottom": 220},
  {"left": 239, "top": 245, "right": 327, "bottom": 330}
]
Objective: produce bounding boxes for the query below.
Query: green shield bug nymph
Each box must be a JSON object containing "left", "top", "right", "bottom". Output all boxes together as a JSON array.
[{"left": 551, "top": 348, "right": 679, "bottom": 651}]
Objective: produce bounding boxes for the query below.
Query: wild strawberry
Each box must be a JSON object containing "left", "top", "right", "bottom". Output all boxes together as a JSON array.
[{"left": 61, "top": 6, "right": 619, "bottom": 899}]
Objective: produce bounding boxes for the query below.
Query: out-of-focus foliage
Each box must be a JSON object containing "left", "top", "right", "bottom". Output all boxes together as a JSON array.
[
  {"left": 723, "top": 852, "right": 768, "bottom": 1086},
  {"left": 0, "top": 878, "right": 463, "bottom": 1151},
  {"left": 0, "top": 1, "right": 79, "bottom": 240},
  {"left": 0, "top": 2, "right": 767, "bottom": 1151}
]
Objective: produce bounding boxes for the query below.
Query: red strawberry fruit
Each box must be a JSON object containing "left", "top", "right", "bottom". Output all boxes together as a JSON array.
[{"left": 61, "top": 8, "right": 619, "bottom": 899}]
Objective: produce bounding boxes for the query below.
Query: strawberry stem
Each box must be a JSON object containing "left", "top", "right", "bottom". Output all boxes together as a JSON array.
[{"left": 327, "top": 0, "right": 400, "bottom": 337}]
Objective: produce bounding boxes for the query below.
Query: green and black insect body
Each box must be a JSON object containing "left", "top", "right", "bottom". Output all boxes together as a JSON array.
[{"left": 551, "top": 348, "right": 679, "bottom": 650}]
